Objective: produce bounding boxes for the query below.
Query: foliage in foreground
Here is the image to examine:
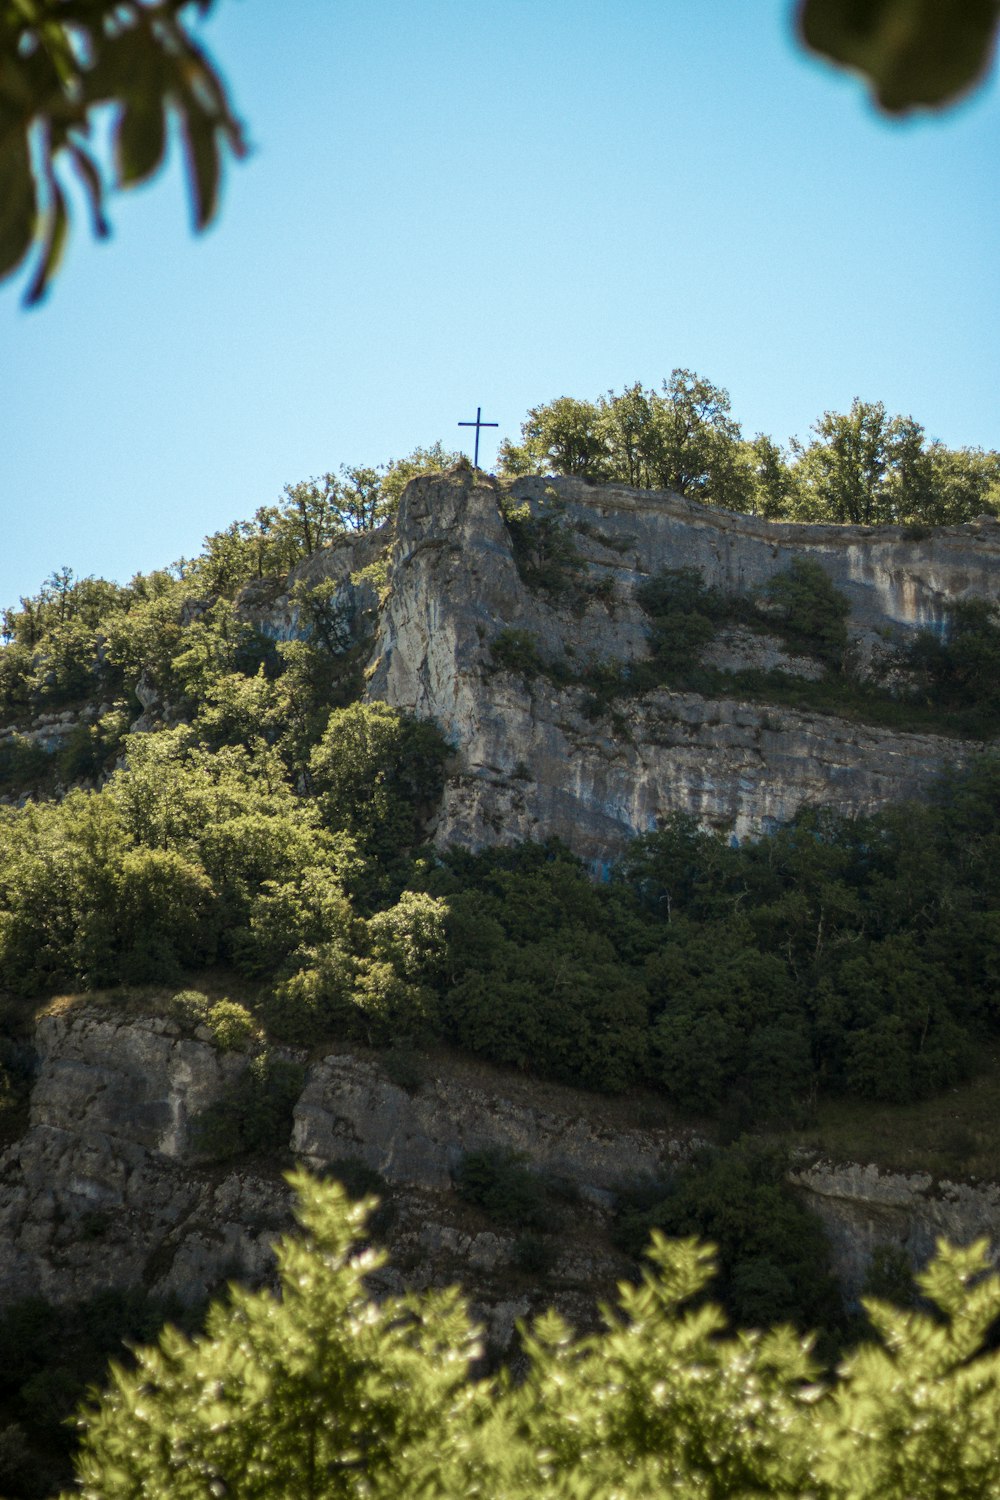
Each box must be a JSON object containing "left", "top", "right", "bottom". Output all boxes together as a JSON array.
[
  {"left": 3, "top": 1, "right": 996, "bottom": 307},
  {"left": 63, "top": 1171, "right": 1000, "bottom": 1500}
]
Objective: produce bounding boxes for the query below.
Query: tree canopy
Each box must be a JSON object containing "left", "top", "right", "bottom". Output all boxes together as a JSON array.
[{"left": 499, "top": 379, "right": 1000, "bottom": 527}]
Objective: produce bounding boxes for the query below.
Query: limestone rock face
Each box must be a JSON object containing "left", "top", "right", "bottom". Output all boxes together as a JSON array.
[
  {"left": 0, "top": 1011, "right": 666, "bottom": 1333},
  {"left": 0, "top": 1010, "right": 287, "bottom": 1306},
  {"left": 5, "top": 1010, "right": 1000, "bottom": 1323},
  {"left": 795, "top": 1160, "right": 1000, "bottom": 1299},
  {"left": 292, "top": 468, "right": 995, "bottom": 864},
  {"left": 293, "top": 1050, "right": 673, "bottom": 1197}
]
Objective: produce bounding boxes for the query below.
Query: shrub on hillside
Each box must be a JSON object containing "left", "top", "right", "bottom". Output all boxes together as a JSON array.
[
  {"left": 615, "top": 1141, "right": 842, "bottom": 1336},
  {"left": 263, "top": 941, "right": 357, "bottom": 1046},
  {"left": 191, "top": 1052, "right": 304, "bottom": 1161},
  {"left": 454, "top": 1147, "right": 550, "bottom": 1229},
  {"left": 205, "top": 999, "right": 259, "bottom": 1053},
  {"left": 756, "top": 558, "right": 850, "bottom": 667}
]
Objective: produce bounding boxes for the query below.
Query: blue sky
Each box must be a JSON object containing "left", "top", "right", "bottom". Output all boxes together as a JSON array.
[{"left": 2, "top": 0, "right": 997, "bottom": 611}]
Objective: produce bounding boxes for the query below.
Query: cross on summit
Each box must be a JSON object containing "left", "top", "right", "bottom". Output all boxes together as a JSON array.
[{"left": 458, "top": 406, "right": 498, "bottom": 469}]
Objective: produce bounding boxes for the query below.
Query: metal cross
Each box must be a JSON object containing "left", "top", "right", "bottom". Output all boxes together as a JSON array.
[{"left": 458, "top": 406, "right": 498, "bottom": 469}]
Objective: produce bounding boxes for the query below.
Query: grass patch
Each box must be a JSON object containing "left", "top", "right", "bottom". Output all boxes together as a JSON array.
[{"left": 775, "top": 1048, "right": 1000, "bottom": 1181}]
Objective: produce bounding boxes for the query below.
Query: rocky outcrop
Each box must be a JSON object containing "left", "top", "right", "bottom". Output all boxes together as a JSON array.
[
  {"left": 0, "top": 1010, "right": 285, "bottom": 1306},
  {"left": 284, "top": 467, "right": 994, "bottom": 863},
  {"left": 293, "top": 1051, "right": 678, "bottom": 1200},
  {"left": 5, "top": 1009, "right": 1000, "bottom": 1326},
  {"left": 509, "top": 476, "right": 1000, "bottom": 633},
  {"left": 796, "top": 1160, "right": 1000, "bottom": 1299},
  {"left": 0, "top": 1010, "right": 662, "bottom": 1338}
]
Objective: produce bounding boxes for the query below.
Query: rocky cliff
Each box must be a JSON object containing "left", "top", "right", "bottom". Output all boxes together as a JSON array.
[
  {"left": 3, "top": 1007, "right": 998, "bottom": 1336},
  {"left": 0, "top": 1006, "right": 673, "bottom": 1344},
  {"left": 278, "top": 467, "right": 998, "bottom": 862}
]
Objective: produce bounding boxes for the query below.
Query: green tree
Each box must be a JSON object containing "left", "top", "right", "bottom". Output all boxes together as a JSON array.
[
  {"left": 616, "top": 1142, "right": 842, "bottom": 1332},
  {"left": 499, "top": 395, "right": 608, "bottom": 479},
  {"left": 757, "top": 556, "right": 851, "bottom": 666},
  {"left": 640, "top": 369, "right": 748, "bottom": 507},
  {"left": 309, "top": 702, "right": 450, "bottom": 865},
  {"left": 500, "top": 373, "right": 749, "bottom": 507},
  {"left": 0, "top": 788, "right": 218, "bottom": 991},
  {"left": 920, "top": 442, "right": 1000, "bottom": 524},
  {"left": 66, "top": 1173, "right": 482, "bottom": 1500},
  {"left": 904, "top": 596, "right": 1000, "bottom": 731},
  {"left": 790, "top": 398, "right": 928, "bottom": 525},
  {"left": 598, "top": 381, "right": 661, "bottom": 487},
  {"left": 737, "top": 433, "right": 800, "bottom": 518},
  {"left": 380, "top": 442, "right": 465, "bottom": 509}
]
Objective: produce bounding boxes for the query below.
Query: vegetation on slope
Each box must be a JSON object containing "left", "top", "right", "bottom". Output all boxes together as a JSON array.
[
  {"left": 1, "top": 441, "right": 999, "bottom": 1128},
  {"left": 1, "top": 430, "right": 999, "bottom": 1494},
  {"left": 493, "top": 537, "right": 1000, "bottom": 739}
]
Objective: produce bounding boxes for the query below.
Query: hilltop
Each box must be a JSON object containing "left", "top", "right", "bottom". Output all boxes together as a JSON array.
[{"left": 1, "top": 463, "right": 1000, "bottom": 1493}]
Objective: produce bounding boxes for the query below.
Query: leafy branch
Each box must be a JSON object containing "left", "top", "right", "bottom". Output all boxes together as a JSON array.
[{"left": 0, "top": 0, "right": 245, "bottom": 303}]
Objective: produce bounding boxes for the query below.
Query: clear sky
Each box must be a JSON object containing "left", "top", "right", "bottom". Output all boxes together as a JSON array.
[{"left": 2, "top": 1, "right": 998, "bottom": 611}]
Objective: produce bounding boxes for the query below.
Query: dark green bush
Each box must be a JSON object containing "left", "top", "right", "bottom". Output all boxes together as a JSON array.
[
  {"left": 489, "top": 628, "right": 544, "bottom": 679},
  {"left": 192, "top": 1053, "right": 305, "bottom": 1162},
  {"left": 636, "top": 566, "right": 724, "bottom": 675},
  {"left": 757, "top": 558, "right": 850, "bottom": 667},
  {"left": 167, "top": 989, "right": 212, "bottom": 1032},
  {"left": 904, "top": 597, "right": 1000, "bottom": 732},
  {"left": 318, "top": 1157, "right": 396, "bottom": 1237},
  {"left": 862, "top": 1244, "right": 917, "bottom": 1308},
  {"left": 615, "top": 1141, "right": 843, "bottom": 1335},
  {"left": 0, "top": 1285, "right": 200, "bottom": 1497},
  {"left": 309, "top": 702, "right": 450, "bottom": 869},
  {"left": 56, "top": 710, "right": 129, "bottom": 783},
  {"left": 503, "top": 502, "right": 587, "bottom": 595},
  {"left": 512, "top": 1232, "right": 556, "bottom": 1275},
  {"left": 636, "top": 565, "right": 725, "bottom": 621},
  {"left": 381, "top": 1046, "right": 424, "bottom": 1093},
  {"left": 454, "top": 1147, "right": 550, "bottom": 1229},
  {"left": 261, "top": 941, "right": 357, "bottom": 1046},
  {"left": 0, "top": 735, "right": 51, "bottom": 792}
]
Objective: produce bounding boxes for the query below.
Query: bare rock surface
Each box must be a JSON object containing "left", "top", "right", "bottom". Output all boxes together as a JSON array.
[
  {"left": 795, "top": 1159, "right": 1000, "bottom": 1298},
  {"left": 293, "top": 1049, "right": 679, "bottom": 1193},
  {"left": 0, "top": 1011, "right": 667, "bottom": 1340}
]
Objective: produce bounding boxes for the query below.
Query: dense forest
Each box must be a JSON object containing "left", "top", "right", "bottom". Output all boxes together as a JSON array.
[{"left": 1, "top": 387, "right": 999, "bottom": 1496}]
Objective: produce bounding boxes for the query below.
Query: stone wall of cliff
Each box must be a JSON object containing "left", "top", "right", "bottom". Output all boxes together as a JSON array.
[
  {"left": 3, "top": 1009, "right": 999, "bottom": 1331},
  {"left": 282, "top": 467, "right": 997, "bottom": 862}
]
